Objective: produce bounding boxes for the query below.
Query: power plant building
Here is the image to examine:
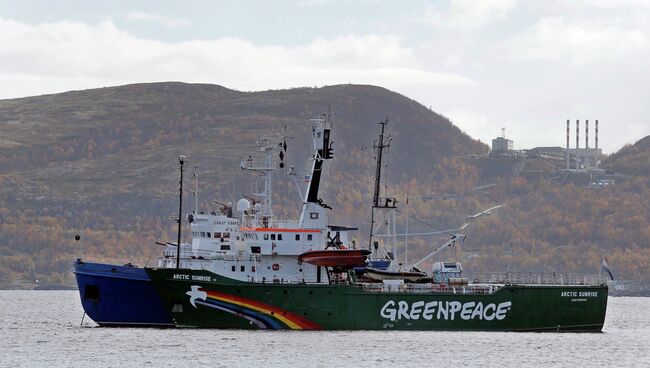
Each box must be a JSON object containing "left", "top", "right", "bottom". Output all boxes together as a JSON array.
[
  {"left": 568, "top": 148, "right": 603, "bottom": 169},
  {"left": 565, "top": 119, "right": 601, "bottom": 170}
]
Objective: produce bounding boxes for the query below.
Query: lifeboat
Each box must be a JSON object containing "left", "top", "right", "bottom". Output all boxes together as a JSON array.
[
  {"left": 298, "top": 249, "right": 371, "bottom": 268},
  {"left": 364, "top": 267, "right": 428, "bottom": 282}
]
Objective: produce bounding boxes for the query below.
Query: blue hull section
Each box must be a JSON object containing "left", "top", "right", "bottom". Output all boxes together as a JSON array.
[{"left": 73, "top": 259, "right": 173, "bottom": 327}]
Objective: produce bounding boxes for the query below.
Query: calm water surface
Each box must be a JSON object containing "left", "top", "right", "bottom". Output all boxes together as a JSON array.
[{"left": 1, "top": 291, "right": 649, "bottom": 367}]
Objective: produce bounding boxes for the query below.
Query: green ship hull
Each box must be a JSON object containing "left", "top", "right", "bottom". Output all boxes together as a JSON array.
[{"left": 145, "top": 268, "right": 608, "bottom": 331}]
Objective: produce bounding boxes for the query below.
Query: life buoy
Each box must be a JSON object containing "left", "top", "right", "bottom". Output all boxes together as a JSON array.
[{"left": 272, "top": 263, "right": 280, "bottom": 271}]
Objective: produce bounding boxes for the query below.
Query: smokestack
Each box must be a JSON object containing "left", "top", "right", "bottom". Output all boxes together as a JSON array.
[
  {"left": 576, "top": 120, "right": 580, "bottom": 169},
  {"left": 595, "top": 120, "right": 599, "bottom": 168},
  {"left": 585, "top": 120, "right": 589, "bottom": 169},
  {"left": 566, "top": 119, "right": 570, "bottom": 170}
]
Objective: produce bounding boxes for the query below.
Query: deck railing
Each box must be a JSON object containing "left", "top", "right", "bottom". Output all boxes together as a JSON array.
[
  {"left": 359, "top": 282, "right": 502, "bottom": 295},
  {"left": 473, "top": 272, "right": 608, "bottom": 286},
  {"left": 240, "top": 219, "right": 302, "bottom": 229}
]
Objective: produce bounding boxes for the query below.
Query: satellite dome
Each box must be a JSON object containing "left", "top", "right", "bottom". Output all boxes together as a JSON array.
[{"left": 236, "top": 198, "right": 251, "bottom": 212}]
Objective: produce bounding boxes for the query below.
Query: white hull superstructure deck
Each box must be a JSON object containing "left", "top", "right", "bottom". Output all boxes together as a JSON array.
[{"left": 161, "top": 115, "right": 361, "bottom": 284}]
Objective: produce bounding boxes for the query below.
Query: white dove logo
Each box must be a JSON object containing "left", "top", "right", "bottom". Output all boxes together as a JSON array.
[{"left": 186, "top": 285, "right": 207, "bottom": 308}]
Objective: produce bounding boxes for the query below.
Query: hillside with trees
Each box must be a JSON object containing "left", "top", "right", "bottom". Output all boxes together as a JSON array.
[
  {"left": 602, "top": 135, "right": 650, "bottom": 176},
  {"left": 0, "top": 82, "right": 648, "bottom": 290}
]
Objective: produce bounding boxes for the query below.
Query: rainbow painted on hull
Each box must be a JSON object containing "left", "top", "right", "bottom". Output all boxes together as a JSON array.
[{"left": 188, "top": 287, "right": 321, "bottom": 330}]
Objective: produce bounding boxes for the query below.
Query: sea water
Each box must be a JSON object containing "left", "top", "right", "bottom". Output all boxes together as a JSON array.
[{"left": 1, "top": 290, "right": 649, "bottom": 368}]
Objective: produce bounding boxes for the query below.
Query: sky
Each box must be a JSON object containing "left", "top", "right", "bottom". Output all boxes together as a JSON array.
[{"left": 1, "top": 0, "right": 649, "bottom": 153}]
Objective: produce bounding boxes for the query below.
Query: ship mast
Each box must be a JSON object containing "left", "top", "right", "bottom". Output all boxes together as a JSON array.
[
  {"left": 369, "top": 118, "right": 392, "bottom": 249},
  {"left": 298, "top": 112, "right": 335, "bottom": 228},
  {"left": 176, "top": 155, "right": 186, "bottom": 269},
  {"left": 240, "top": 129, "right": 289, "bottom": 226},
  {"left": 193, "top": 165, "right": 198, "bottom": 214},
  {"left": 305, "top": 113, "right": 334, "bottom": 203}
]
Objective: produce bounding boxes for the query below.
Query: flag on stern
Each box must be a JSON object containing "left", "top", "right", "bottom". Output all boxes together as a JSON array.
[{"left": 601, "top": 257, "right": 614, "bottom": 281}]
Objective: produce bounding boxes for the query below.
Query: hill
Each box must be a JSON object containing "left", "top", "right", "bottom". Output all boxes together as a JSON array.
[
  {"left": 0, "top": 82, "right": 487, "bottom": 286},
  {"left": 0, "top": 83, "right": 485, "bottom": 199},
  {"left": 602, "top": 135, "right": 650, "bottom": 176}
]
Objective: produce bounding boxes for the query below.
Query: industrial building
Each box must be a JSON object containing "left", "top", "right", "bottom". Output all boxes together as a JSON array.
[
  {"left": 478, "top": 120, "right": 619, "bottom": 186},
  {"left": 490, "top": 128, "right": 516, "bottom": 156},
  {"left": 564, "top": 119, "right": 602, "bottom": 171},
  {"left": 492, "top": 135, "right": 513, "bottom": 153}
]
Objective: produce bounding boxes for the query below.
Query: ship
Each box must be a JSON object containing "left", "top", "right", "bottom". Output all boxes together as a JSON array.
[{"left": 142, "top": 115, "right": 608, "bottom": 331}]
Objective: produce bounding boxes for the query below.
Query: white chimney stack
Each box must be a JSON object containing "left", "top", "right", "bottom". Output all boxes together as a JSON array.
[
  {"left": 595, "top": 120, "right": 599, "bottom": 168},
  {"left": 585, "top": 120, "right": 590, "bottom": 169},
  {"left": 566, "top": 119, "right": 570, "bottom": 170},
  {"left": 576, "top": 120, "right": 580, "bottom": 169}
]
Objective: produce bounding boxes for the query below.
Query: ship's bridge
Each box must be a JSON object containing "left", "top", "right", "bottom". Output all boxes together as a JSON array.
[
  {"left": 239, "top": 219, "right": 324, "bottom": 256},
  {"left": 189, "top": 212, "right": 241, "bottom": 255}
]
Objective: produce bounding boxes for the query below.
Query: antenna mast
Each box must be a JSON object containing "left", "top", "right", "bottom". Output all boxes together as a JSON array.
[
  {"left": 369, "top": 118, "right": 391, "bottom": 249},
  {"left": 405, "top": 184, "right": 409, "bottom": 267},
  {"left": 193, "top": 165, "right": 198, "bottom": 214},
  {"left": 241, "top": 129, "right": 290, "bottom": 225},
  {"left": 176, "top": 155, "right": 186, "bottom": 269}
]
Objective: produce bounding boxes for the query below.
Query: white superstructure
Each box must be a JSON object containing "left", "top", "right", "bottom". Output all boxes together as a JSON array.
[{"left": 158, "top": 114, "right": 357, "bottom": 283}]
